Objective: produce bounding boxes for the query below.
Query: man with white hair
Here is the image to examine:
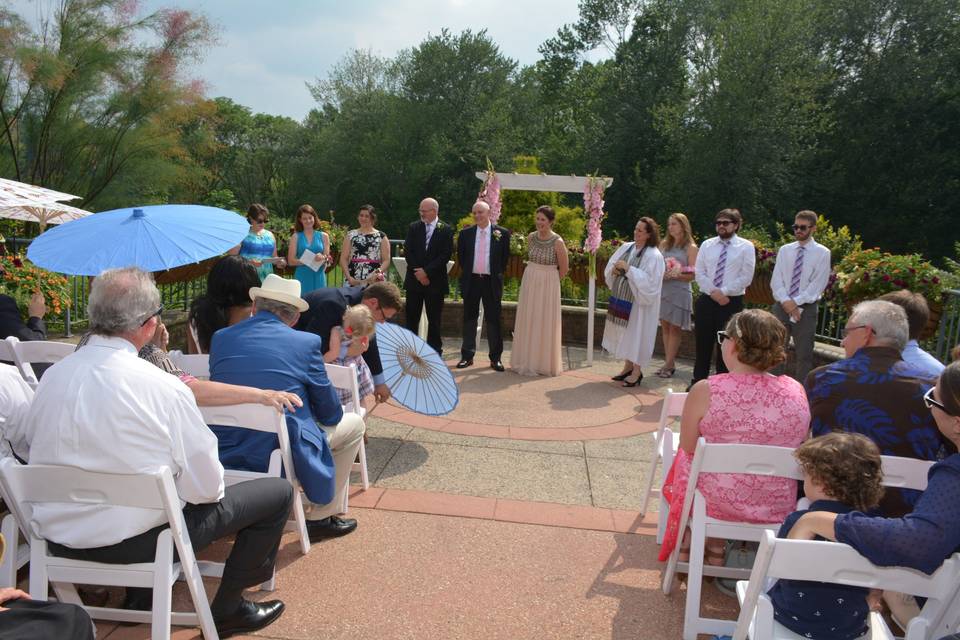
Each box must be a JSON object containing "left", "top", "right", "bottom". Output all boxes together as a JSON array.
[
  {"left": 805, "top": 299, "right": 948, "bottom": 516},
  {"left": 210, "top": 274, "right": 365, "bottom": 540},
  {"left": 26, "top": 267, "right": 291, "bottom": 638},
  {"left": 403, "top": 197, "right": 454, "bottom": 355}
]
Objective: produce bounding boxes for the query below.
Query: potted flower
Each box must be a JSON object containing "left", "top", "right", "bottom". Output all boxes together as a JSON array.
[{"left": 833, "top": 248, "right": 957, "bottom": 337}]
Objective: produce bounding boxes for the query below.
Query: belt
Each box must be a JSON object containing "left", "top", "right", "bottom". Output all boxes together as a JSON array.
[{"left": 472, "top": 273, "right": 491, "bottom": 278}]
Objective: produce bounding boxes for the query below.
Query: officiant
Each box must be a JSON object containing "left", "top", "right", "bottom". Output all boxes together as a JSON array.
[
  {"left": 286, "top": 204, "right": 331, "bottom": 294},
  {"left": 601, "top": 217, "right": 665, "bottom": 388}
]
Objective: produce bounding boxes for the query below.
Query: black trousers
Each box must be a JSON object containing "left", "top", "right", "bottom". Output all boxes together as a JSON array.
[
  {"left": 0, "top": 600, "right": 94, "bottom": 640},
  {"left": 461, "top": 275, "right": 503, "bottom": 361},
  {"left": 49, "top": 477, "right": 293, "bottom": 611},
  {"left": 405, "top": 288, "right": 445, "bottom": 355},
  {"left": 692, "top": 293, "right": 744, "bottom": 383}
]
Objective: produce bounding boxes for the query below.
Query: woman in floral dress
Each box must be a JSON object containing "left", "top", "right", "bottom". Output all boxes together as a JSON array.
[{"left": 340, "top": 204, "right": 390, "bottom": 287}]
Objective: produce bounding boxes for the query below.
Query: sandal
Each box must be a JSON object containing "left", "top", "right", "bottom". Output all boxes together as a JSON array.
[{"left": 657, "top": 367, "right": 676, "bottom": 378}]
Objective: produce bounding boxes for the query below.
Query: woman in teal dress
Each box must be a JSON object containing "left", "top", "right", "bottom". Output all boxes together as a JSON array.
[
  {"left": 229, "top": 203, "right": 284, "bottom": 282},
  {"left": 286, "top": 204, "right": 330, "bottom": 293}
]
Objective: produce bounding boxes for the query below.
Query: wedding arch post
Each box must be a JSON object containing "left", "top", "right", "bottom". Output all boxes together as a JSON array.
[{"left": 474, "top": 171, "right": 613, "bottom": 365}]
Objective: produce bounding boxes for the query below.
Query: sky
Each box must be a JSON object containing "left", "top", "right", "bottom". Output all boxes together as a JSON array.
[{"left": 85, "top": 0, "right": 586, "bottom": 120}]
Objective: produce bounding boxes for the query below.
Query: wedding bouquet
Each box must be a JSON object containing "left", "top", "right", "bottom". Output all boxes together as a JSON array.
[{"left": 664, "top": 257, "right": 682, "bottom": 279}]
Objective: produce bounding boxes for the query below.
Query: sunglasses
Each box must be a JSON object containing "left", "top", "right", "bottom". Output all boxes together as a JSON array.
[
  {"left": 923, "top": 387, "right": 955, "bottom": 416},
  {"left": 715, "top": 220, "right": 734, "bottom": 227},
  {"left": 140, "top": 304, "right": 164, "bottom": 326},
  {"left": 717, "top": 330, "right": 731, "bottom": 345},
  {"left": 793, "top": 224, "right": 812, "bottom": 231}
]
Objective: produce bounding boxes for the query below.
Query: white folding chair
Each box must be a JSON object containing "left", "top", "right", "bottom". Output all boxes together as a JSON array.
[
  {"left": 325, "top": 362, "right": 369, "bottom": 513},
  {"left": 169, "top": 350, "right": 210, "bottom": 380},
  {"left": 640, "top": 388, "right": 686, "bottom": 544},
  {"left": 662, "top": 438, "right": 804, "bottom": 640},
  {"left": 0, "top": 459, "right": 219, "bottom": 640},
  {"left": 734, "top": 529, "right": 960, "bottom": 640},
  {"left": 200, "top": 404, "right": 310, "bottom": 559},
  {"left": 0, "top": 459, "right": 29, "bottom": 588},
  {"left": 10, "top": 339, "right": 74, "bottom": 389},
  {"left": 0, "top": 337, "right": 18, "bottom": 364},
  {"left": 664, "top": 440, "right": 939, "bottom": 639}
]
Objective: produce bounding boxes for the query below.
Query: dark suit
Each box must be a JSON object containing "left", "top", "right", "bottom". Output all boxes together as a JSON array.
[
  {"left": 209, "top": 311, "right": 344, "bottom": 504},
  {"left": 0, "top": 294, "right": 45, "bottom": 341},
  {"left": 457, "top": 224, "right": 511, "bottom": 361},
  {"left": 295, "top": 286, "right": 384, "bottom": 383},
  {"left": 403, "top": 219, "right": 454, "bottom": 354}
]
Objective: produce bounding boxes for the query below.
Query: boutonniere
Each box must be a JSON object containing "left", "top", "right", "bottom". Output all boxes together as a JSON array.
[
  {"left": 436, "top": 221, "right": 446, "bottom": 229},
  {"left": 492, "top": 229, "right": 502, "bottom": 241}
]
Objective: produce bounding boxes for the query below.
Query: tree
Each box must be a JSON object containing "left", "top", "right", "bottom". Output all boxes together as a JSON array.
[{"left": 0, "top": 0, "right": 214, "bottom": 207}]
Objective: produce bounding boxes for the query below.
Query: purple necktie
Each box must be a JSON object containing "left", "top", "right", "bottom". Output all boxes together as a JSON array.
[
  {"left": 713, "top": 241, "right": 728, "bottom": 288},
  {"left": 789, "top": 245, "right": 805, "bottom": 298}
]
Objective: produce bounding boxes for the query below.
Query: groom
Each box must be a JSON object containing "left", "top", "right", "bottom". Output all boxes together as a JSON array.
[{"left": 457, "top": 201, "right": 511, "bottom": 371}]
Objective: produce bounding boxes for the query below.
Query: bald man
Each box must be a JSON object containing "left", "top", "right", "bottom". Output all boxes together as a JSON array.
[
  {"left": 403, "top": 197, "right": 454, "bottom": 355},
  {"left": 456, "top": 201, "right": 511, "bottom": 371}
]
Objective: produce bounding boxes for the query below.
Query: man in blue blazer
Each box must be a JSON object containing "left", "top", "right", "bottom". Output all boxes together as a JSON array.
[
  {"left": 210, "top": 274, "right": 365, "bottom": 539},
  {"left": 456, "top": 201, "right": 511, "bottom": 371}
]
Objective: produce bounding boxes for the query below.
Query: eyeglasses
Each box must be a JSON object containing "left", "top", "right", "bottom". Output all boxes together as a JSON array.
[
  {"left": 716, "top": 330, "right": 731, "bottom": 345},
  {"left": 841, "top": 324, "right": 872, "bottom": 338},
  {"left": 140, "top": 304, "right": 164, "bottom": 326},
  {"left": 923, "top": 387, "right": 955, "bottom": 416},
  {"left": 715, "top": 220, "right": 734, "bottom": 227},
  {"left": 792, "top": 224, "right": 811, "bottom": 231}
]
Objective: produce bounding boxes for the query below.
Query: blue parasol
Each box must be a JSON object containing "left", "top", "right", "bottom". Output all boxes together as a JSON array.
[
  {"left": 376, "top": 322, "right": 459, "bottom": 416},
  {"left": 26, "top": 204, "right": 250, "bottom": 276}
]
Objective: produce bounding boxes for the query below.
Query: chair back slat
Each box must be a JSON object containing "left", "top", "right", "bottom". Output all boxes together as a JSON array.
[
  {"left": 168, "top": 351, "right": 210, "bottom": 379},
  {"left": 879, "top": 454, "right": 933, "bottom": 491},
  {"left": 695, "top": 442, "right": 803, "bottom": 480},
  {"left": 326, "top": 362, "right": 362, "bottom": 414},
  {"left": 200, "top": 404, "right": 285, "bottom": 435}
]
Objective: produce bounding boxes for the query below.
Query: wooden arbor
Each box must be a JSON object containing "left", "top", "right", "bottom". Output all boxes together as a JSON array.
[{"left": 474, "top": 171, "right": 613, "bottom": 364}]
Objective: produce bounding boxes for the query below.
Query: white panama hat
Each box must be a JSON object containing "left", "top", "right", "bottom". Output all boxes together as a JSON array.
[{"left": 249, "top": 274, "right": 309, "bottom": 312}]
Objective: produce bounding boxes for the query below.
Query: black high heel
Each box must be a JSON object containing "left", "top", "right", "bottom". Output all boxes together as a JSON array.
[
  {"left": 622, "top": 373, "right": 643, "bottom": 387},
  {"left": 611, "top": 372, "right": 630, "bottom": 381}
]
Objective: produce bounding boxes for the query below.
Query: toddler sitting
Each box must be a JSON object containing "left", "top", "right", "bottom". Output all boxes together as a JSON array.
[
  {"left": 769, "top": 432, "right": 884, "bottom": 640},
  {"left": 324, "top": 305, "right": 376, "bottom": 412}
]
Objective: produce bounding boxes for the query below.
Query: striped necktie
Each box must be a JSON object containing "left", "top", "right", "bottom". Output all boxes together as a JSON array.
[
  {"left": 789, "top": 245, "right": 806, "bottom": 298},
  {"left": 425, "top": 222, "right": 434, "bottom": 249},
  {"left": 713, "top": 240, "right": 729, "bottom": 288}
]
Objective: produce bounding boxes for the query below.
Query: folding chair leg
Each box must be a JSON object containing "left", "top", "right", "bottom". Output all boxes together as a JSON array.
[
  {"left": 0, "top": 515, "right": 18, "bottom": 588},
  {"left": 357, "top": 439, "right": 369, "bottom": 490},
  {"left": 292, "top": 494, "right": 311, "bottom": 556}
]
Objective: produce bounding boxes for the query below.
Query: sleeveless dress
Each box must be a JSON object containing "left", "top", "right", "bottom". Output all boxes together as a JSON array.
[
  {"left": 347, "top": 229, "right": 385, "bottom": 282},
  {"left": 510, "top": 232, "right": 563, "bottom": 376},
  {"left": 659, "top": 245, "right": 693, "bottom": 330},
  {"left": 659, "top": 373, "right": 809, "bottom": 560},
  {"left": 294, "top": 231, "right": 326, "bottom": 293},
  {"left": 239, "top": 230, "right": 276, "bottom": 282}
]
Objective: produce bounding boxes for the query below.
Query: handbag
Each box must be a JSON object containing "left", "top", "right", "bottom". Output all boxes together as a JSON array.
[{"left": 714, "top": 540, "right": 758, "bottom": 597}]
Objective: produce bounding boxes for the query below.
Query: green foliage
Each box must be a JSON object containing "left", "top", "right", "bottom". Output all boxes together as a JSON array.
[{"left": 834, "top": 249, "right": 957, "bottom": 306}]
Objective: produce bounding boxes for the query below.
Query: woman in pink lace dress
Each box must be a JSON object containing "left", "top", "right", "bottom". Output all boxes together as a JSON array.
[{"left": 659, "top": 309, "right": 809, "bottom": 562}]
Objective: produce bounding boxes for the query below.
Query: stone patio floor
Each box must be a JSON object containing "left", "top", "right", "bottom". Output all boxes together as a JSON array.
[{"left": 85, "top": 337, "right": 738, "bottom": 639}]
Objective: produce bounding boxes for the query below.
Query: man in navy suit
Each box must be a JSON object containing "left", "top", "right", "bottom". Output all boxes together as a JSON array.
[
  {"left": 295, "top": 282, "right": 403, "bottom": 403},
  {"left": 456, "top": 201, "right": 511, "bottom": 371},
  {"left": 210, "top": 275, "right": 365, "bottom": 540},
  {"left": 403, "top": 197, "right": 454, "bottom": 355}
]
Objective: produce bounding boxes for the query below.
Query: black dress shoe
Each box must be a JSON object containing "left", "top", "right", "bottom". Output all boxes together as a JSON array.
[
  {"left": 611, "top": 372, "right": 630, "bottom": 381},
  {"left": 622, "top": 372, "right": 643, "bottom": 387},
  {"left": 456, "top": 359, "right": 473, "bottom": 369},
  {"left": 490, "top": 360, "right": 505, "bottom": 372},
  {"left": 306, "top": 515, "right": 357, "bottom": 541},
  {"left": 215, "top": 599, "right": 285, "bottom": 638}
]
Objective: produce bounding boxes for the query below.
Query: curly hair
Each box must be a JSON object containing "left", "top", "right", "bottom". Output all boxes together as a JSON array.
[
  {"left": 725, "top": 309, "right": 787, "bottom": 371},
  {"left": 795, "top": 433, "right": 884, "bottom": 512}
]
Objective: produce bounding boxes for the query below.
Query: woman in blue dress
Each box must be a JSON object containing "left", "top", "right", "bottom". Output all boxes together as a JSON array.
[
  {"left": 229, "top": 203, "right": 283, "bottom": 282},
  {"left": 286, "top": 204, "right": 330, "bottom": 293}
]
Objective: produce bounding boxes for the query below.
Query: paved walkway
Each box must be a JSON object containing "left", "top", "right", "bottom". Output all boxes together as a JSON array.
[{"left": 85, "top": 339, "right": 741, "bottom": 639}]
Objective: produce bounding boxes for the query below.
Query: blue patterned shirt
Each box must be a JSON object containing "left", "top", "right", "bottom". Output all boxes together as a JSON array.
[{"left": 804, "top": 346, "right": 950, "bottom": 516}]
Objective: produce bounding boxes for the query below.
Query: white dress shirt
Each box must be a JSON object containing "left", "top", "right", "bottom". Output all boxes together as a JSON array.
[
  {"left": 26, "top": 335, "right": 224, "bottom": 548},
  {"left": 473, "top": 224, "right": 490, "bottom": 274},
  {"left": 0, "top": 363, "right": 33, "bottom": 461},
  {"left": 771, "top": 238, "right": 831, "bottom": 305},
  {"left": 695, "top": 234, "right": 756, "bottom": 296},
  {"left": 902, "top": 340, "right": 945, "bottom": 380}
]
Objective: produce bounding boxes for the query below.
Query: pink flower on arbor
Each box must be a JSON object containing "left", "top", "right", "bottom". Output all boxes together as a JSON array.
[
  {"left": 479, "top": 171, "right": 502, "bottom": 224},
  {"left": 583, "top": 176, "right": 605, "bottom": 254}
]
